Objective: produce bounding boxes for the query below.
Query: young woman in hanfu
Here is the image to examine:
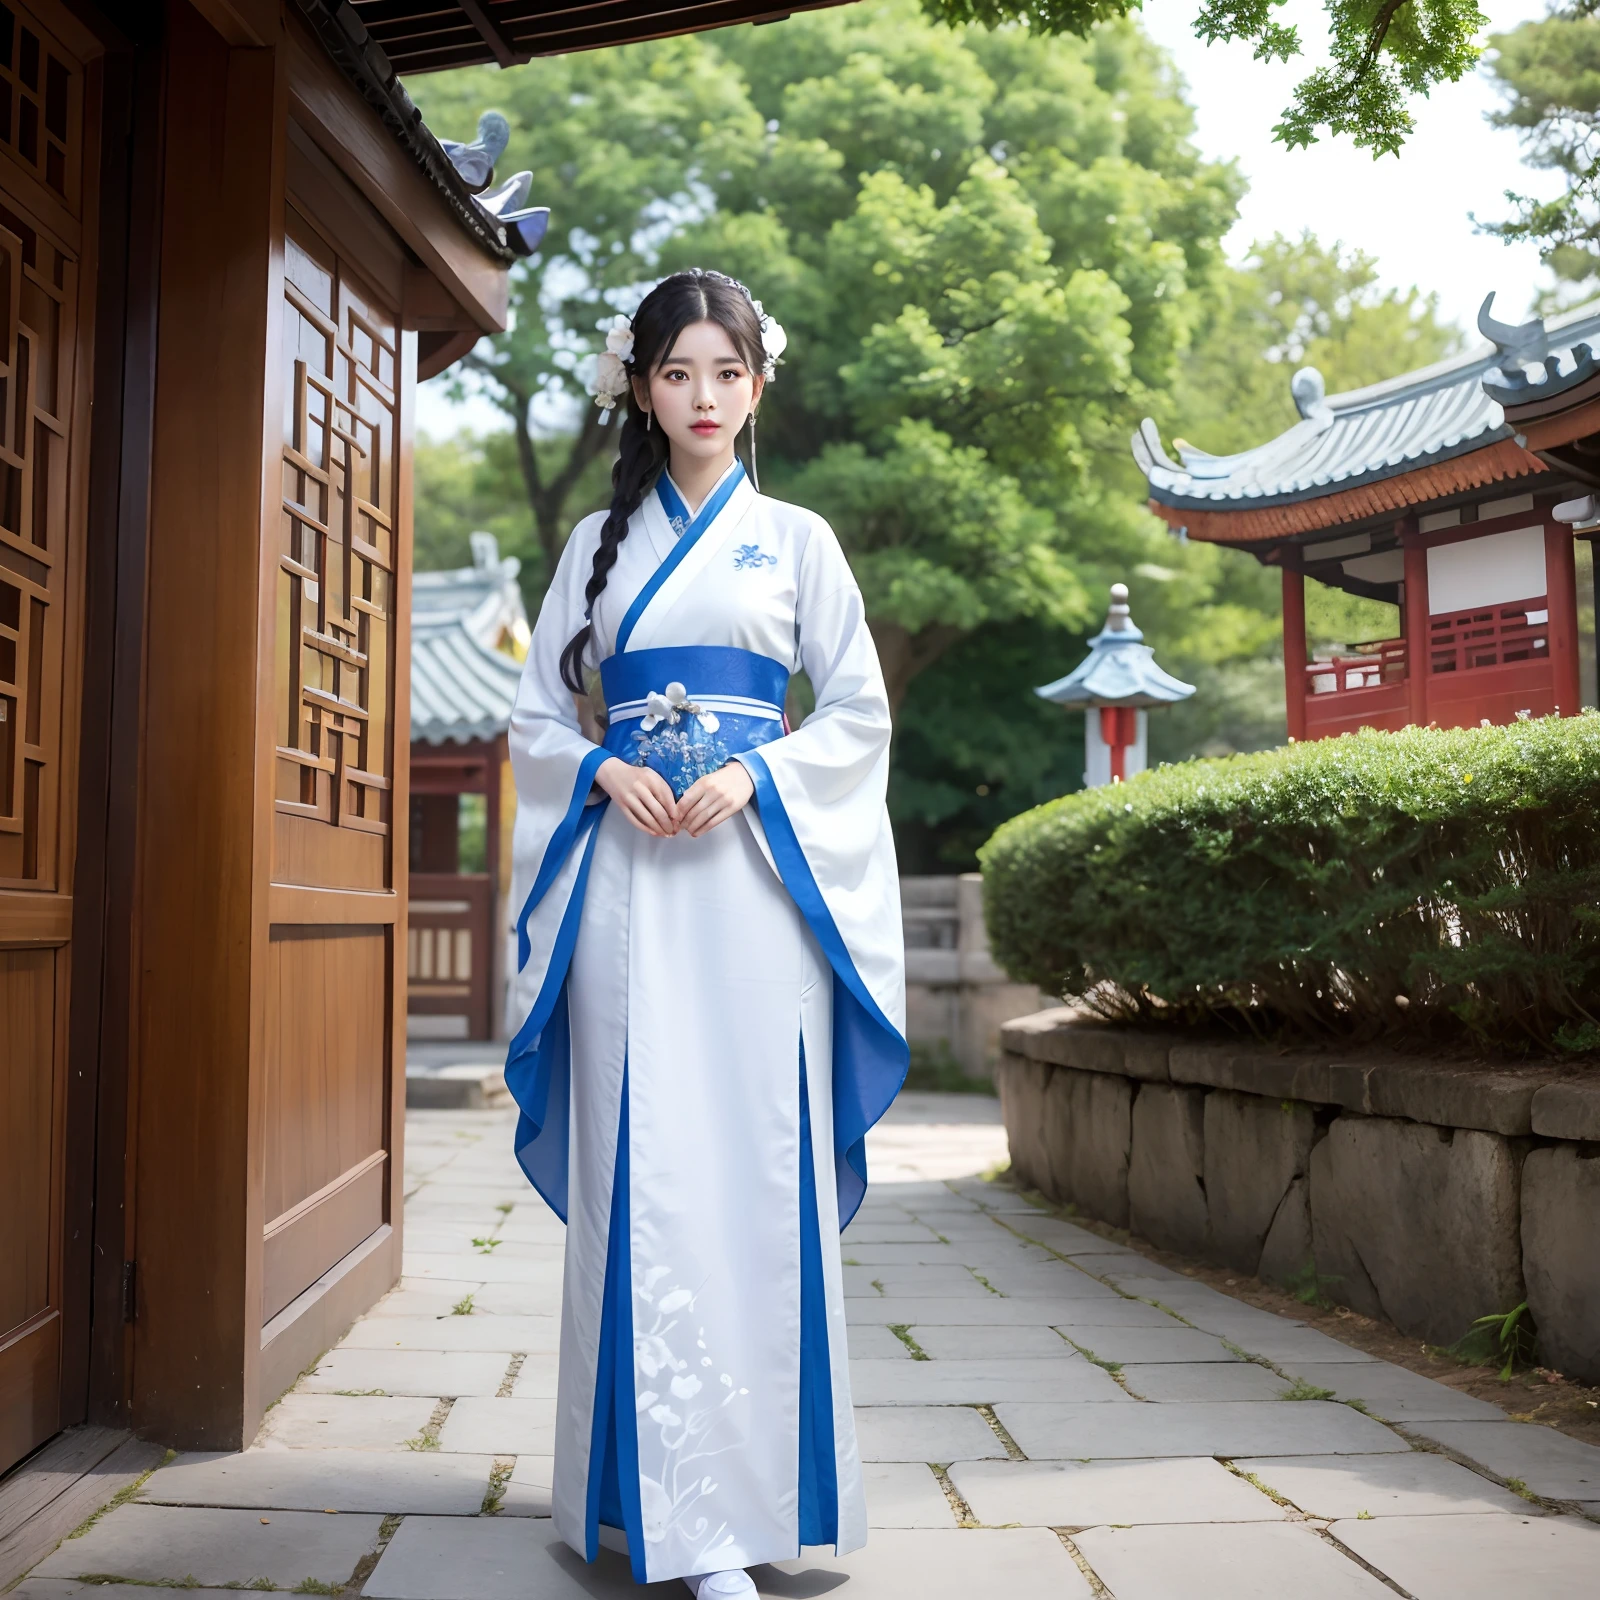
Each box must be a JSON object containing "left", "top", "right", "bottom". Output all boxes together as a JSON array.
[{"left": 503, "top": 270, "right": 907, "bottom": 1598}]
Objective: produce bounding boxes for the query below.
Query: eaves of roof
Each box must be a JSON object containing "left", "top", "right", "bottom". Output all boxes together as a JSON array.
[
  {"left": 411, "top": 617, "right": 525, "bottom": 745},
  {"left": 292, "top": 0, "right": 514, "bottom": 262}
]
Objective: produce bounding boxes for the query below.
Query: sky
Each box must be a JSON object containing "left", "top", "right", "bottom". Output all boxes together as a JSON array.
[{"left": 417, "top": 0, "right": 1565, "bottom": 438}]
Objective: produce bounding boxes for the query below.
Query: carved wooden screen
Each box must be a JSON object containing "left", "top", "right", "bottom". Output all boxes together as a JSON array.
[
  {"left": 275, "top": 211, "right": 397, "bottom": 889},
  {"left": 0, "top": 0, "right": 87, "bottom": 1477},
  {"left": 263, "top": 199, "right": 402, "bottom": 1325}
]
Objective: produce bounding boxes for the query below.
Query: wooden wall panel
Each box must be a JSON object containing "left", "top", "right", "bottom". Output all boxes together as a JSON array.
[
  {"left": 0, "top": 0, "right": 94, "bottom": 1479},
  {"left": 131, "top": 6, "right": 284, "bottom": 1450},
  {"left": 263, "top": 926, "right": 385, "bottom": 1223}
]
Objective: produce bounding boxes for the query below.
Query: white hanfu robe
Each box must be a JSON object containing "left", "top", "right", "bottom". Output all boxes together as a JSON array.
[{"left": 504, "top": 458, "right": 907, "bottom": 1586}]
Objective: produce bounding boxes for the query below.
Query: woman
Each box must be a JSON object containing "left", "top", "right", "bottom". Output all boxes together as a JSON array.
[{"left": 504, "top": 270, "right": 907, "bottom": 1597}]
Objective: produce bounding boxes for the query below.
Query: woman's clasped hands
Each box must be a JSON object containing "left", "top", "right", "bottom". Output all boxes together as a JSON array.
[{"left": 595, "top": 757, "right": 755, "bottom": 839}]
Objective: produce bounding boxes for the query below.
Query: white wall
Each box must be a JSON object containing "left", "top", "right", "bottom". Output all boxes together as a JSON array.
[{"left": 1427, "top": 527, "right": 1547, "bottom": 616}]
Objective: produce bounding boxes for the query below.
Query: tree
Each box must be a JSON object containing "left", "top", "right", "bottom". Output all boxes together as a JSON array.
[
  {"left": 1481, "top": 5, "right": 1600, "bottom": 289},
  {"left": 927, "top": 0, "right": 1488, "bottom": 157},
  {"left": 409, "top": 4, "right": 1242, "bottom": 713}
]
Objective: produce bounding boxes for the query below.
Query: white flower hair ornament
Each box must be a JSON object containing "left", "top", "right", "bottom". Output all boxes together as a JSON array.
[
  {"left": 750, "top": 299, "right": 787, "bottom": 378},
  {"left": 591, "top": 314, "right": 635, "bottom": 411}
]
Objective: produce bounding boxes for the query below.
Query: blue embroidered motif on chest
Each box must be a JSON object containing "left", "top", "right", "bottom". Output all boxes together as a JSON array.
[{"left": 733, "top": 543, "right": 778, "bottom": 570}]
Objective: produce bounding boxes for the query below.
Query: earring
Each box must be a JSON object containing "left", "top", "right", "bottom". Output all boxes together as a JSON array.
[
  {"left": 747, "top": 410, "right": 760, "bottom": 492},
  {"left": 646, "top": 409, "right": 653, "bottom": 432}
]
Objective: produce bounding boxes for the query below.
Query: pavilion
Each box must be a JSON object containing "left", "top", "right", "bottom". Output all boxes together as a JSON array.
[{"left": 1134, "top": 297, "right": 1600, "bottom": 740}]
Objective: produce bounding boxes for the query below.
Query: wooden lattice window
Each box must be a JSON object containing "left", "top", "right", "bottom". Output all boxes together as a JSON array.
[
  {"left": 0, "top": 3, "right": 78, "bottom": 210},
  {"left": 275, "top": 210, "right": 397, "bottom": 838},
  {"left": 0, "top": 199, "right": 73, "bottom": 887}
]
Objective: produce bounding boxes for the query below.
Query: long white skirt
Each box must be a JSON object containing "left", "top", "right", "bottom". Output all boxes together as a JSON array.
[{"left": 550, "top": 801, "right": 866, "bottom": 1582}]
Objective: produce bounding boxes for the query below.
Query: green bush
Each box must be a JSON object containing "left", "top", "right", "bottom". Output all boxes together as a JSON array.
[{"left": 978, "top": 715, "right": 1600, "bottom": 1053}]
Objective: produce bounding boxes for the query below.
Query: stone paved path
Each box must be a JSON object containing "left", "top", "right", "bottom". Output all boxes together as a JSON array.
[{"left": 15, "top": 1092, "right": 1600, "bottom": 1599}]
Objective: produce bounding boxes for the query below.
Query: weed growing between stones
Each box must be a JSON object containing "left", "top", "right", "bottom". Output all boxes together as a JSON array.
[
  {"left": 1279, "top": 1378, "right": 1337, "bottom": 1402},
  {"left": 1449, "top": 1302, "right": 1538, "bottom": 1379},
  {"left": 888, "top": 1324, "right": 930, "bottom": 1360},
  {"left": 481, "top": 1459, "right": 514, "bottom": 1515},
  {"left": 66, "top": 1451, "right": 176, "bottom": 1540},
  {"left": 449, "top": 1293, "right": 475, "bottom": 1316},
  {"left": 404, "top": 1396, "right": 454, "bottom": 1451}
]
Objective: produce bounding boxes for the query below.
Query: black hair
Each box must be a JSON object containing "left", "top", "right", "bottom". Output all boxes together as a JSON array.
[{"left": 559, "top": 270, "right": 767, "bottom": 693}]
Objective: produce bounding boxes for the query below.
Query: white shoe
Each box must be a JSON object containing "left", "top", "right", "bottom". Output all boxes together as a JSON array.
[{"left": 684, "top": 1571, "right": 757, "bottom": 1598}]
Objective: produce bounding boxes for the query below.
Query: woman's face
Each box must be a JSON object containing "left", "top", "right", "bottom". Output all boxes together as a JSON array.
[{"left": 634, "top": 318, "right": 764, "bottom": 470}]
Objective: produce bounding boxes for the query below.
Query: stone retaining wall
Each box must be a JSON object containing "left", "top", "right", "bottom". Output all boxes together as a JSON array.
[{"left": 997, "top": 1008, "right": 1600, "bottom": 1382}]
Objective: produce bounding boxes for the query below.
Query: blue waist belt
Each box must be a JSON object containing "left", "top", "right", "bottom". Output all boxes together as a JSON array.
[{"left": 599, "top": 645, "right": 790, "bottom": 799}]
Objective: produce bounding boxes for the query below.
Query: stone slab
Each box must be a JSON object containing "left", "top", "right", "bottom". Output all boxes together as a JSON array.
[
  {"left": 848, "top": 1357, "right": 1129, "bottom": 1406},
  {"left": 845, "top": 1296, "right": 1151, "bottom": 1327},
  {"left": 1056, "top": 1326, "right": 1240, "bottom": 1365},
  {"left": 1118, "top": 1362, "right": 1286, "bottom": 1401},
  {"left": 362, "top": 1513, "right": 666, "bottom": 1598},
  {"left": 1521, "top": 1145, "right": 1600, "bottom": 1384},
  {"left": 302, "top": 1348, "right": 513, "bottom": 1397},
  {"left": 844, "top": 1265, "right": 994, "bottom": 1300},
  {"left": 1072, "top": 1520, "right": 1396, "bottom": 1598},
  {"left": 999, "top": 1012, "right": 1172, "bottom": 1084},
  {"left": 853, "top": 1405, "right": 1008, "bottom": 1462},
  {"left": 1236, "top": 1454, "right": 1533, "bottom": 1518},
  {"left": 399, "top": 1253, "right": 565, "bottom": 1286},
  {"left": 1005, "top": 1218, "right": 1145, "bottom": 1259},
  {"left": 994, "top": 1400, "right": 1407, "bottom": 1461},
  {"left": 460, "top": 1284, "right": 569, "bottom": 1317},
  {"left": 13, "top": 1585, "right": 244, "bottom": 1600},
  {"left": 1128, "top": 1083, "right": 1209, "bottom": 1256},
  {"left": 838, "top": 1223, "right": 947, "bottom": 1245},
  {"left": 771, "top": 1527, "right": 1092, "bottom": 1598},
  {"left": 507, "top": 1351, "right": 562, "bottom": 1398},
  {"left": 31, "top": 1503, "right": 383, "bottom": 1588},
  {"left": 1204, "top": 1091, "right": 1316, "bottom": 1278},
  {"left": 909, "top": 1324, "right": 1077, "bottom": 1360},
  {"left": 139, "top": 1448, "right": 495, "bottom": 1513},
  {"left": 1365, "top": 1060, "right": 1562, "bottom": 1136},
  {"left": 435, "top": 1396, "right": 556, "bottom": 1455},
  {"left": 497, "top": 1455, "right": 553, "bottom": 1517},
  {"left": 1407, "top": 1422, "right": 1600, "bottom": 1501},
  {"left": 1270, "top": 1362, "right": 1505, "bottom": 1423},
  {"left": 844, "top": 1324, "right": 918, "bottom": 1360},
  {"left": 962, "top": 1262, "right": 1116, "bottom": 1298},
  {"left": 1180, "top": 1321, "right": 1383, "bottom": 1367},
  {"left": 952, "top": 1455, "right": 1284, "bottom": 1526},
  {"left": 258, "top": 1394, "right": 437, "bottom": 1450},
  {"left": 996, "top": 1054, "right": 1054, "bottom": 1195},
  {"left": 1043, "top": 1066, "right": 1133, "bottom": 1227},
  {"left": 1310, "top": 1117, "right": 1525, "bottom": 1346},
  {"left": 1332, "top": 1511, "right": 1600, "bottom": 1599},
  {"left": 1529, "top": 1078, "right": 1600, "bottom": 1142},
  {"left": 862, "top": 1463, "right": 959, "bottom": 1528}
]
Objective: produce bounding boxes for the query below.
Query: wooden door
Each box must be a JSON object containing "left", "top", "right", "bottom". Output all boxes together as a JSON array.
[
  {"left": 0, "top": 0, "right": 94, "bottom": 1475},
  {"left": 263, "top": 149, "right": 408, "bottom": 1325}
]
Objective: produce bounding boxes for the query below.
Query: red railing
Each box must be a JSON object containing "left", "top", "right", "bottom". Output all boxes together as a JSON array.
[
  {"left": 1306, "top": 637, "right": 1409, "bottom": 698},
  {"left": 1429, "top": 596, "right": 1549, "bottom": 675}
]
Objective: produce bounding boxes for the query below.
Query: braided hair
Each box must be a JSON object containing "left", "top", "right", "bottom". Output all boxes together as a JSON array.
[{"left": 559, "top": 270, "right": 767, "bottom": 693}]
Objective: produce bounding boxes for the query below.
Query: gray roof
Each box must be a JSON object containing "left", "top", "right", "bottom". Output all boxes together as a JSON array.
[
  {"left": 1036, "top": 587, "right": 1195, "bottom": 709},
  {"left": 410, "top": 533, "right": 529, "bottom": 746},
  {"left": 1135, "top": 296, "right": 1600, "bottom": 513}
]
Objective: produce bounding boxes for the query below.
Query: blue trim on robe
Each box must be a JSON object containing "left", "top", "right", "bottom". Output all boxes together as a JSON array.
[
  {"left": 737, "top": 749, "right": 910, "bottom": 1229},
  {"left": 798, "top": 1050, "right": 839, "bottom": 1547},
  {"left": 507, "top": 807, "right": 603, "bottom": 1223},
  {"left": 614, "top": 462, "right": 747, "bottom": 654},
  {"left": 516, "top": 743, "right": 611, "bottom": 971},
  {"left": 587, "top": 1061, "right": 647, "bottom": 1581}
]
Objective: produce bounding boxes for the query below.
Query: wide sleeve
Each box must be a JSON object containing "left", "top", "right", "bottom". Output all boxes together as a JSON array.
[
  {"left": 733, "top": 514, "right": 908, "bottom": 1224},
  {"left": 507, "top": 513, "right": 614, "bottom": 947}
]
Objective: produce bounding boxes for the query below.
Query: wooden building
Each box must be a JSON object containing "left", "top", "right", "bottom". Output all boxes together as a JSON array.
[
  {"left": 407, "top": 533, "right": 524, "bottom": 1042},
  {"left": 0, "top": 0, "right": 837, "bottom": 1500},
  {"left": 1134, "top": 299, "right": 1600, "bottom": 739}
]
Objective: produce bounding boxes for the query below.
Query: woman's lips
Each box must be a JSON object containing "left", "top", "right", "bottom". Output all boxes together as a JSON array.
[{"left": 690, "top": 421, "right": 720, "bottom": 434}]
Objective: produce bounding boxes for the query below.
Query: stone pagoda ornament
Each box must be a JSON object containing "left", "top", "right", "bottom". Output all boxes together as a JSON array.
[{"left": 1035, "top": 583, "right": 1196, "bottom": 787}]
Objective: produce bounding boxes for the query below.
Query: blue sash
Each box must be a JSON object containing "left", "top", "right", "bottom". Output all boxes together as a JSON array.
[{"left": 600, "top": 644, "right": 789, "bottom": 799}]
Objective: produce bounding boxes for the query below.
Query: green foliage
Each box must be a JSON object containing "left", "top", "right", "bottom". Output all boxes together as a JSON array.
[
  {"left": 1482, "top": 5, "right": 1600, "bottom": 287},
  {"left": 1450, "top": 1301, "right": 1538, "bottom": 1378},
  {"left": 979, "top": 715, "right": 1600, "bottom": 1053},
  {"left": 924, "top": 0, "right": 1488, "bottom": 154},
  {"left": 1279, "top": 1377, "right": 1337, "bottom": 1401}
]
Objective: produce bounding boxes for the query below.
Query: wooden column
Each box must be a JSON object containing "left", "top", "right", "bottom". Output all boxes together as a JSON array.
[
  {"left": 1282, "top": 563, "right": 1307, "bottom": 741},
  {"left": 1402, "top": 519, "right": 1429, "bottom": 728},
  {"left": 1546, "top": 516, "right": 1581, "bottom": 715},
  {"left": 131, "top": 5, "right": 286, "bottom": 1449}
]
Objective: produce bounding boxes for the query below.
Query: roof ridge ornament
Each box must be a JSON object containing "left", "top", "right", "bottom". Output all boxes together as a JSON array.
[
  {"left": 1291, "top": 365, "right": 1333, "bottom": 424},
  {"left": 440, "top": 111, "right": 510, "bottom": 194},
  {"left": 1478, "top": 292, "right": 1549, "bottom": 379}
]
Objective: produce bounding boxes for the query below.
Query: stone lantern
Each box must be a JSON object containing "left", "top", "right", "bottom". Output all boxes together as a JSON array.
[{"left": 1035, "top": 583, "right": 1196, "bottom": 786}]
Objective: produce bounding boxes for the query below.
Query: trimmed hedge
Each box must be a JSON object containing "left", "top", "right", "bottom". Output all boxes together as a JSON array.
[{"left": 978, "top": 714, "right": 1600, "bottom": 1053}]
